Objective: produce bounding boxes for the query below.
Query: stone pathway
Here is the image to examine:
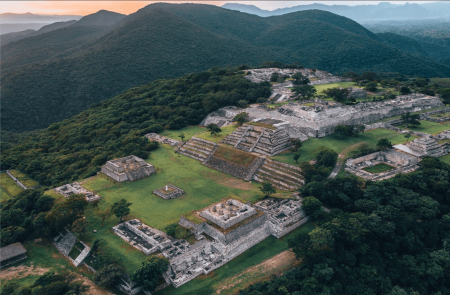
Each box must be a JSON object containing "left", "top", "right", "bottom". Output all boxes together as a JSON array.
[{"left": 6, "top": 170, "right": 27, "bottom": 189}]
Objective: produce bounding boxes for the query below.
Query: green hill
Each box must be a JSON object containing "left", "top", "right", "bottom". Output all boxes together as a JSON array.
[
  {"left": 1, "top": 67, "right": 271, "bottom": 186},
  {"left": 2, "top": 3, "right": 450, "bottom": 132}
]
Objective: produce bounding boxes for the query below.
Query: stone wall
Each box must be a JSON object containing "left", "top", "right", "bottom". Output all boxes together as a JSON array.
[{"left": 223, "top": 213, "right": 267, "bottom": 244}]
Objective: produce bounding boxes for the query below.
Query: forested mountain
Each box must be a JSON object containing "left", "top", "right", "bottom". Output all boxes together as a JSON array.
[
  {"left": 1, "top": 68, "right": 271, "bottom": 186},
  {"left": 222, "top": 2, "right": 450, "bottom": 20},
  {"left": 71, "top": 10, "right": 125, "bottom": 27},
  {"left": 0, "top": 20, "right": 77, "bottom": 45},
  {"left": 2, "top": 3, "right": 450, "bottom": 133}
]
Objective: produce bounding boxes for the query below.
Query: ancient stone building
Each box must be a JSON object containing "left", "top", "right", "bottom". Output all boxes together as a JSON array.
[
  {"left": 345, "top": 150, "right": 419, "bottom": 181},
  {"left": 101, "top": 155, "right": 155, "bottom": 182},
  {"left": 221, "top": 122, "right": 293, "bottom": 156},
  {"left": 202, "top": 94, "right": 443, "bottom": 139},
  {"left": 348, "top": 87, "right": 367, "bottom": 99},
  {"left": 55, "top": 182, "right": 101, "bottom": 202},
  {"left": 153, "top": 185, "right": 185, "bottom": 200},
  {"left": 407, "top": 136, "right": 447, "bottom": 157}
]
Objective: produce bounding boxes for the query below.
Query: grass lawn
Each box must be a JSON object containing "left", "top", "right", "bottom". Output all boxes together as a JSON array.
[
  {"left": 214, "top": 146, "right": 257, "bottom": 167},
  {"left": 0, "top": 172, "right": 24, "bottom": 200},
  {"left": 439, "top": 155, "right": 450, "bottom": 165},
  {"left": 370, "top": 107, "right": 448, "bottom": 123},
  {"left": 429, "top": 111, "right": 450, "bottom": 118},
  {"left": 313, "top": 82, "right": 357, "bottom": 95},
  {"left": 363, "top": 163, "right": 395, "bottom": 174},
  {"left": 9, "top": 170, "right": 39, "bottom": 188},
  {"left": 267, "top": 102, "right": 289, "bottom": 108},
  {"left": 156, "top": 222, "right": 315, "bottom": 295},
  {"left": 160, "top": 126, "right": 206, "bottom": 141},
  {"left": 271, "top": 128, "right": 416, "bottom": 166},
  {"left": 80, "top": 144, "right": 263, "bottom": 274},
  {"left": 196, "top": 125, "right": 237, "bottom": 143},
  {"left": 397, "top": 120, "right": 450, "bottom": 135}
]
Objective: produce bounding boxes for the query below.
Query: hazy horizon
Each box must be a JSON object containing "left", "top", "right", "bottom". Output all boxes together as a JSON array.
[{"left": 0, "top": 1, "right": 436, "bottom": 16}]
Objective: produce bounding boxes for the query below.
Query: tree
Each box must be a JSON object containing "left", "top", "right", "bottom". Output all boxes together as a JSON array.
[
  {"left": 233, "top": 112, "right": 249, "bottom": 127},
  {"left": 334, "top": 125, "right": 348, "bottom": 139},
  {"left": 270, "top": 72, "right": 279, "bottom": 82},
  {"left": 94, "top": 263, "right": 124, "bottom": 287},
  {"left": 404, "top": 133, "right": 412, "bottom": 142},
  {"left": 111, "top": 199, "right": 132, "bottom": 222},
  {"left": 314, "top": 147, "right": 338, "bottom": 167},
  {"left": 72, "top": 217, "right": 89, "bottom": 238},
  {"left": 257, "top": 97, "right": 267, "bottom": 105},
  {"left": 440, "top": 88, "right": 450, "bottom": 105},
  {"left": 357, "top": 142, "right": 370, "bottom": 155},
  {"left": 292, "top": 85, "right": 317, "bottom": 101},
  {"left": 365, "top": 82, "right": 378, "bottom": 92},
  {"left": 302, "top": 196, "right": 323, "bottom": 220},
  {"left": 291, "top": 138, "right": 303, "bottom": 152},
  {"left": 292, "top": 72, "right": 310, "bottom": 85},
  {"left": 400, "top": 86, "right": 412, "bottom": 95},
  {"left": 165, "top": 223, "right": 178, "bottom": 237},
  {"left": 132, "top": 256, "right": 170, "bottom": 292},
  {"left": 377, "top": 138, "right": 393, "bottom": 151},
  {"left": 178, "top": 132, "right": 185, "bottom": 142},
  {"left": 361, "top": 71, "right": 377, "bottom": 82},
  {"left": 260, "top": 181, "right": 276, "bottom": 197},
  {"left": 207, "top": 123, "right": 222, "bottom": 136},
  {"left": 90, "top": 200, "right": 100, "bottom": 211},
  {"left": 33, "top": 212, "right": 52, "bottom": 236},
  {"left": 293, "top": 154, "right": 300, "bottom": 164},
  {"left": 401, "top": 112, "right": 421, "bottom": 128},
  {"left": 324, "top": 88, "right": 350, "bottom": 103},
  {"left": 237, "top": 100, "right": 249, "bottom": 108}
]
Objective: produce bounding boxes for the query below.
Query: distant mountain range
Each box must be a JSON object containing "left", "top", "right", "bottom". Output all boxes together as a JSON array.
[
  {"left": 0, "top": 12, "right": 82, "bottom": 24},
  {"left": 2, "top": 3, "right": 450, "bottom": 133},
  {"left": 221, "top": 2, "right": 450, "bottom": 21}
]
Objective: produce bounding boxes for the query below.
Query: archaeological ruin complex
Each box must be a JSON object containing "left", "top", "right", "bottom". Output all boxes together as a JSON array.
[
  {"left": 153, "top": 184, "right": 185, "bottom": 200},
  {"left": 101, "top": 155, "right": 156, "bottom": 182},
  {"left": 113, "top": 198, "right": 308, "bottom": 288},
  {"left": 55, "top": 182, "right": 101, "bottom": 202}
]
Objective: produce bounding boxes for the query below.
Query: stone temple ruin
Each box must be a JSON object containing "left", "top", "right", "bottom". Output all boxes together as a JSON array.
[
  {"left": 221, "top": 121, "right": 294, "bottom": 156},
  {"left": 202, "top": 94, "right": 443, "bottom": 139},
  {"left": 55, "top": 182, "right": 100, "bottom": 202},
  {"left": 112, "top": 198, "right": 308, "bottom": 288},
  {"left": 176, "top": 137, "right": 304, "bottom": 190},
  {"left": 101, "top": 155, "right": 156, "bottom": 182},
  {"left": 153, "top": 184, "right": 185, "bottom": 200},
  {"left": 345, "top": 150, "right": 419, "bottom": 181}
]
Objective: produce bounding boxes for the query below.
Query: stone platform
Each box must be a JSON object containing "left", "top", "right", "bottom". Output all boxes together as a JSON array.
[
  {"left": 153, "top": 185, "right": 185, "bottom": 200},
  {"left": 55, "top": 182, "right": 101, "bottom": 202},
  {"left": 101, "top": 155, "right": 155, "bottom": 182}
]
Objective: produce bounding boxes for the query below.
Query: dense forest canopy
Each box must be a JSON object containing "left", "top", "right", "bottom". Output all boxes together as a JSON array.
[
  {"left": 1, "top": 67, "right": 271, "bottom": 186},
  {"left": 241, "top": 157, "right": 450, "bottom": 295},
  {"left": 2, "top": 3, "right": 450, "bottom": 132}
]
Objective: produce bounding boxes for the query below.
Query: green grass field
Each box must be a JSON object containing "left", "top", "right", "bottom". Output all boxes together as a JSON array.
[
  {"left": 439, "top": 155, "right": 450, "bottom": 165},
  {"left": 81, "top": 144, "right": 263, "bottom": 274},
  {"left": 196, "top": 125, "right": 237, "bottom": 143},
  {"left": 313, "top": 82, "right": 357, "bottom": 94},
  {"left": 429, "top": 112, "right": 450, "bottom": 118},
  {"left": 370, "top": 107, "right": 448, "bottom": 123},
  {"left": 397, "top": 120, "right": 450, "bottom": 135},
  {"left": 9, "top": 170, "right": 39, "bottom": 188},
  {"left": 0, "top": 172, "right": 24, "bottom": 200},
  {"left": 363, "top": 163, "right": 394, "bottom": 174},
  {"left": 156, "top": 222, "right": 315, "bottom": 295},
  {"left": 271, "top": 128, "right": 416, "bottom": 166},
  {"left": 160, "top": 126, "right": 206, "bottom": 141}
]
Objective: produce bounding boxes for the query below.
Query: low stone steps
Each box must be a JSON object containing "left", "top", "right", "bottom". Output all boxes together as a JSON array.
[
  {"left": 255, "top": 168, "right": 299, "bottom": 190},
  {"left": 177, "top": 137, "right": 217, "bottom": 162},
  {"left": 264, "top": 159, "right": 303, "bottom": 173},
  {"left": 252, "top": 159, "right": 304, "bottom": 190}
]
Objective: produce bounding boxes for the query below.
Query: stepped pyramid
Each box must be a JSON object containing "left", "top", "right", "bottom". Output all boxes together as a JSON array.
[
  {"left": 221, "top": 124, "right": 293, "bottom": 156},
  {"left": 101, "top": 155, "right": 156, "bottom": 182},
  {"left": 408, "top": 136, "right": 447, "bottom": 157},
  {"left": 253, "top": 159, "right": 304, "bottom": 190},
  {"left": 176, "top": 137, "right": 218, "bottom": 162}
]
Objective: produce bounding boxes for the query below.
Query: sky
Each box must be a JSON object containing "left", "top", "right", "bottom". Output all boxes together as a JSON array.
[{"left": 0, "top": 1, "right": 433, "bottom": 15}]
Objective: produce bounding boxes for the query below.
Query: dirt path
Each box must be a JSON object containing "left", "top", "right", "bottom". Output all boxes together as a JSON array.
[
  {"left": 79, "top": 277, "right": 114, "bottom": 295},
  {"left": 215, "top": 250, "right": 301, "bottom": 294},
  {"left": 0, "top": 264, "right": 48, "bottom": 281},
  {"left": 328, "top": 142, "right": 362, "bottom": 179}
]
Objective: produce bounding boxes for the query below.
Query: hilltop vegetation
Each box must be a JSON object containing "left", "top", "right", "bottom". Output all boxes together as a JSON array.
[
  {"left": 2, "top": 3, "right": 450, "bottom": 132},
  {"left": 1, "top": 67, "right": 270, "bottom": 186}
]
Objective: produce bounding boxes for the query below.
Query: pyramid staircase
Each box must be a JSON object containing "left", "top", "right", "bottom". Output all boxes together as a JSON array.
[
  {"left": 221, "top": 125, "right": 293, "bottom": 156},
  {"left": 177, "top": 137, "right": 217, "bottom": 162},
  {"left": 253, "top": 159, "right": 304, "bottom": 190}
]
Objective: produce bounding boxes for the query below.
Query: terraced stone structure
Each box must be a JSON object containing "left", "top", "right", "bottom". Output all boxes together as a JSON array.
[
  {"left": 169, "top": 197, "right": 309, "bottom": 287},
  {"left": 345, "top": 150, "right": 419, "bottom": 181},
  {"left": 407, "top": 136, "right": 447, "bottom": 157},
  {"left": 253, "top": 159, "right": 304, "bottom": 190},
  {"left": 221, "top": 122, "right": 293, "bottom": 156},
  {"left": 153, "top": 184, "right": 185, "bottom": 200},
  {"left": 202, "top": 94, "right": 443, "bottom": 138},
  {"left": 113, "top": 219, "right": 190, "bottom": 259},
  {"left": 101, "top": 155, "right": 155, "bottom": 182},
  {"left": 55, "top": 182, "right": 101, "bottom": 202},
  {"left": 200, "top": 199, "right": 257, "bottom": 229}
]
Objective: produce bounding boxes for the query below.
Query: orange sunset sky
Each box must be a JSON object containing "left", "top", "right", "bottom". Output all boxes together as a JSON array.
[{"left": 0, "top": 1, "right": 430, "bottom": 15}]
